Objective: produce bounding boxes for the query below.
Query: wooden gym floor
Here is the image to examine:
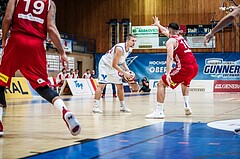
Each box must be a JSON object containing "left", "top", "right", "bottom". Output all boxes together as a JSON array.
[{"left": 0, "top": 92, "right": 240, "bottom": 159}]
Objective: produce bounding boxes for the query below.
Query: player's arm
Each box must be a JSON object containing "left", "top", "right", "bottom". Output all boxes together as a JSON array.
[
  {"left": 122, "top": 61, "right": 130, "bottom": 72},
  {"left": 204, "top": 7, "right": 240, "bottom": 46},
  {"left": 2, "top": 0, "right": 16, "bottom": 48},
  {"left": 112, "top": 47, "right": 131, "bottom": 78},
  {"left": 47, "top": 0, "right": 68, "bottom": 68},
  {"left": 165, "top": 38, "right": 175, "bottom": 84},
  {"left": 152, "top": 16, "right": 170, "bottom": 37}
]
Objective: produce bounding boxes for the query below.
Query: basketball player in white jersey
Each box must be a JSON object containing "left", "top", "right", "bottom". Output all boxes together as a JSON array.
[
  {"left": 93, "top": 34, "right": 136, "bottom": 113},
  {"left": 204, "top": 6, "right": 240, "bottom": 135}
]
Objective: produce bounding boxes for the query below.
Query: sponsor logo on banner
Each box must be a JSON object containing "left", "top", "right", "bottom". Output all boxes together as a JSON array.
[
  {"left": 66, "top": 79, "right": 92, "bottom": 95},
  {"left": 132, "top": 26, "right": 159, "bottom": 49},
  {"left": 203, "top": 58, "right": 240, "bottom": 79},
  {"left": 5, "top": 77, "right": 32, "bottom": 98},
  {"left": 214, "top": 80, "right": 240, "bottom": 92},
  {"left": 149, "top": 61, "right": 167, "bottom": 74}
]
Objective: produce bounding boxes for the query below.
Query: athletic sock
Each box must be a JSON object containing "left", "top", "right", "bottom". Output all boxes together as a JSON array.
[
  {"left": 120, "top": 101, "right": 125, "bottom": 107},
  {"left": 156, "top": 102, "right": 163, "bottom": 112},
  {"left": 183, "top": 96, "right": 190, "bottom": 108},
  {"left": 53, "top": 99, "right": 68, "bottom": 113},
  {"left": 94, "top": 99, "right": 100, "bottom": 107}
]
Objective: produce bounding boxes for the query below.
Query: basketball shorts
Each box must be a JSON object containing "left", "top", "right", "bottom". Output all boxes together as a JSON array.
[
  {"left": 162, "top": 63, "right": 198, "bottom": 89},
  {"left": 98, "top": 59, "right": 123, "bottom": 84},
  {"left": 0, "top": 33, "right": 50, "bottom": 90}
]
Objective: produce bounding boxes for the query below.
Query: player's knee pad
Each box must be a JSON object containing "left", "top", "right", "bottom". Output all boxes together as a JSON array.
[{"left": 35, "top": 86, "right": 59, "bottom": 103}]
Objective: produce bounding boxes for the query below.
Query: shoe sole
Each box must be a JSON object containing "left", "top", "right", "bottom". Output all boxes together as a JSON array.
[
  {"left": 93, "top": 111, "right": 103, "bottom": 113},
  {"left": 64, "top": 112, "right": 81, "bottom": 136},
  {"left": 120, "top": 110, "right": 131, "bottom": 113},
  {"left": 92, "top": 109, "right": 103, "bottom": 113},
  {"left": 185, "top": 108, "right": 192, "bottom": 116},
  {"left": 145, "top": 116, "right": 165, "bottom": 119},
  {"left": 234, "top": 128, "right": 240, "bottom": 135}
]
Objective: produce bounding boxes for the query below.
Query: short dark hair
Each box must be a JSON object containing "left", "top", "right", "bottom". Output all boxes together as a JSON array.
[{"left": 168, "top": 23, "right": 180, "bottom": 30}]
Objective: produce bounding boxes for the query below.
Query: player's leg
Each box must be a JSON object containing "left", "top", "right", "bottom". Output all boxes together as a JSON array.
[
  {"left": 101, "top": 85, "right": 106, "bottom": 98},
  {"left": 93, "top": 83, "right": 106, "bottom": 113},
  {"left": 181, "top": 83, "right": 192, "bottom": 115},
  {"left": 112, "top": 84, "right": 117, "bottom": 97},
  {"left": 0, "top": 87, "right": 5, "bottom": 136},
  {"left": 35, "top": 86, "right": 81, "bottom": 135},
  {"left": 145, "top": 79, "right": 166, "bottom": 119},
  {"left": 93, "top": 59, "right": 109, "bottom": 113},
  {"left": 181, "top": 64, "right": 198, "bottom": 116},
  {"left": 0, "top": 35, "right": 22, "bottom": 136},
  {"left": 115, "top": 84, "right": 131, "bottom": 112},
  {"left": 20, "top": 38, "right": 80, "bottom": 135}
]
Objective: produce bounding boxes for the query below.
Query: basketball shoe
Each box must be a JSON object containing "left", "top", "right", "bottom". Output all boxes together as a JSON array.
[
  {"left": 145, "top": 109, "right": 165, "bottom": 119},
  {"left": 184, "top": 107, "right": 192, "bottom": 116},
  {"left": 234, "top": 128, "right": 240, "bottom": 135},
  {"left": 120, "top": 106, "right": 131, "bottom": 113},
  {"left": 62, "top": 108, "right": 81, "bottom": 136},
  {"left": 92, "top": 106, "right": 103, "bottom": 114},
  {"left": 0, "top": 121, "right": 3, "bottom": 136}
]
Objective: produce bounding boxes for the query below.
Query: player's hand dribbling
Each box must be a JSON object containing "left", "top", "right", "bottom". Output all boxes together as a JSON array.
[{"left": 60, "top": 53, "right": 69, "bottom": 70}]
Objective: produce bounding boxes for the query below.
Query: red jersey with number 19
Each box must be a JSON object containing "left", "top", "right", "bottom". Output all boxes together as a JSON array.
[
  {"left": 11, "top": 0, "right": 51, "bottom": 40},
  {"left": 171, "top": 34, "right": 197, "bottom": 68}
]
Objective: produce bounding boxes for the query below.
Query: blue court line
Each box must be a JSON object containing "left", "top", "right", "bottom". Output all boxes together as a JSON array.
[{"left": 24, "top": 122, "right": 240, "bottom": 159}]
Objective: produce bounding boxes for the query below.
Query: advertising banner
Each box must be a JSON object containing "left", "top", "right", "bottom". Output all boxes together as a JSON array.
[
  {"left": 60, "top": 79, "right": 92, "bottom": 96},
  {"left": 186, "top": 36, "right": 215, "bottom": 48},
  {"left": 95, "top": 52, "right": 240, "bottom": 81},
  {"left": 214, "top": 80, "right": 240, "bottom": 92},
  {"left": 132, "top": 26, "right": 159, "bottom": 49},
  {"left": 5, "top": 77, "right": 32, "bottom": 98}
]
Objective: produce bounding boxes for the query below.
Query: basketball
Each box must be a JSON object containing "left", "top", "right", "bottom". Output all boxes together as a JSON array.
[{"left": 123, "top": 71, "right": 136, "bottom": 82}]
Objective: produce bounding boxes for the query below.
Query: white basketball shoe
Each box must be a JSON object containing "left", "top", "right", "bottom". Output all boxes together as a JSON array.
[
  {"left": 93, "top": 106, "right": 103, "bottom": 114},
  {"left": 145, "top": 109, "right": 165, "bottom": 119},
  {"left": 120, "top": 106, "right": 131, "bottom": 113}
]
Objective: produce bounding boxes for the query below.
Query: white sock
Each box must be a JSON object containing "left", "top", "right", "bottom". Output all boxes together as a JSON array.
[
  {"left": 156, "top": 102, "right": 163, "bottom": 112},
  {"left": 0, "top": 107, "right": 2, "bottom": 121},
  {"left": 94, "top": 99, "right": 100, "bottom": 107},
  {"left": 53, "top": 99, "right": 67, "bottom": 113},
  {"left": 183, "top": 96, "right": 190, "bottom": 108},
  {"left": 120, "top": 101, "right": 125, "bottom": 107}
]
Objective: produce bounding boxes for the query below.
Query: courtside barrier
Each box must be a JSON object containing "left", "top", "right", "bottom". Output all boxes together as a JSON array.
[
  {"left": 5, "top": 77, "right": 32, "bottom": 99},
  {"left": 59, "top": 79, "right": 92, "bottom": 95}
]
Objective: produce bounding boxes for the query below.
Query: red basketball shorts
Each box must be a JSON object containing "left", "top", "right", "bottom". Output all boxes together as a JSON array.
[
  {"left": 162, "top": 63, "right": 198, "bottom": 89},
  {"left": 0, "top": 33, "right": 49, "bottom": 89}
]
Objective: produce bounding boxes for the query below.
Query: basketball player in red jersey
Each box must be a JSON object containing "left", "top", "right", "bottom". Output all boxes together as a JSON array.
[
  {"left": 146, "top": 16, "right": 198, "bottom": 119},
  {"left": 0, "top": 0, "right": 80, "bottom": 136}
]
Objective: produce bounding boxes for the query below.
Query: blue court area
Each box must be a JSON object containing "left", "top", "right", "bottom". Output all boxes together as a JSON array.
[{"left": 25, "top": 122, "right": 240, "bottom": 159}]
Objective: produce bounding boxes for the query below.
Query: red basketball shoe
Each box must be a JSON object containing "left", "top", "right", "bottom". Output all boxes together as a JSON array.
[
  {"left": 62, "top": 108, "right": 81, "bottom": 136},
  {"left": 0, "top": 121, "right": 3, "bottom": 136}
]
